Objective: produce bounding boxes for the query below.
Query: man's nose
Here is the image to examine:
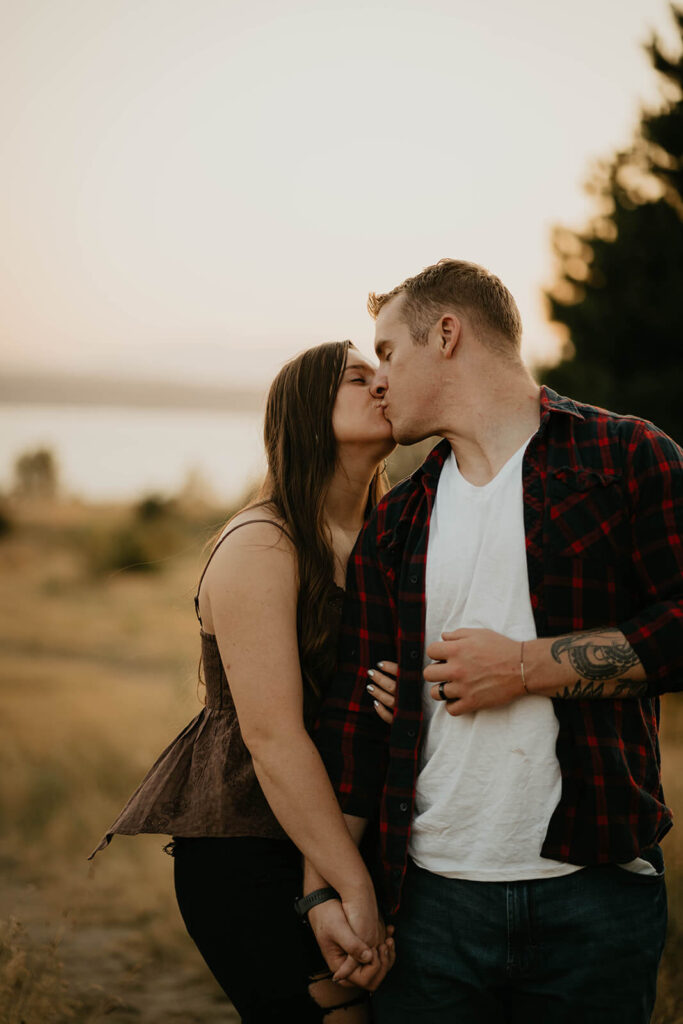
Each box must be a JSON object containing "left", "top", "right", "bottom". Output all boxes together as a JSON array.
[{"left": 370, "top": 372, "right": 387, "bottom": 399}]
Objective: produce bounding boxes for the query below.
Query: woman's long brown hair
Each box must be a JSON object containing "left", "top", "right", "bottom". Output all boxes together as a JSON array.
[{"left": 200, "top": 340, "right": 388, "bottom": 700}]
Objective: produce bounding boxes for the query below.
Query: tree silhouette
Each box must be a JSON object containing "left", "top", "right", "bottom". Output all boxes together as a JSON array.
[{"left": 540, "top": 5, "right": 683, "bottom": 443}]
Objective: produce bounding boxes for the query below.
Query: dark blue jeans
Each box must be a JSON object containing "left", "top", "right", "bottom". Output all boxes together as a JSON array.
[{"left": 373, "top": 854, "right": 667, "bottom": 1024}]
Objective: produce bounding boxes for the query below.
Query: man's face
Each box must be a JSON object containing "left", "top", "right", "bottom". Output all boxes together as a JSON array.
[{"left": 371, "top": 294, "right": 441, "bottom": 445}]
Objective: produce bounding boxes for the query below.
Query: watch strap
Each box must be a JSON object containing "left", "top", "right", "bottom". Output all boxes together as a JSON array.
[{"left": 294, "top": 887, "right": 340, "bottom": 921}]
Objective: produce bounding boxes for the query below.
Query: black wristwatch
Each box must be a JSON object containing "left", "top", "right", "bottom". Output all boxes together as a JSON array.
[{"left": 294, "top": 887, "right": 340, "bottom": 924}]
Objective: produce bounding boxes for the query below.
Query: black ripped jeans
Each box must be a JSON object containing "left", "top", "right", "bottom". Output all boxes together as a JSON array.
[{"left": 171, "top": 835, "right": 338, "bottom": 1023}]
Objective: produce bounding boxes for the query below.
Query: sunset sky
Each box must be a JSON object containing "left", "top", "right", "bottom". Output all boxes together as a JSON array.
[{"left": 1, "top": 0, "right": 677, "bottom": 390}]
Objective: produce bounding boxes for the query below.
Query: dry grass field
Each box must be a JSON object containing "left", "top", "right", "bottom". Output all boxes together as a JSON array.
[{"left": 0, "top": 496, "right": 681, "bottom": 1023}]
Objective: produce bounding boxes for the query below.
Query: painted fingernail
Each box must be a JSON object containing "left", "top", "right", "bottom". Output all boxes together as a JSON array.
[
  {"left": 367, "top": 684, "right": 375, "bottom": 693},
  {"left": 367, "top": 669, "right": 375, "bottom": 677},
  {"left": 377, "top": 661, "right": 384, "bottom": 668},
  {"left": 374, "top": 700, "right": 380, "bottom": 708}
]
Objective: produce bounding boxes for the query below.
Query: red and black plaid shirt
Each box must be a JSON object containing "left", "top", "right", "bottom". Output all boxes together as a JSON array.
[{"left": 315, "top": 387, "right": 683, "bottom": 915}]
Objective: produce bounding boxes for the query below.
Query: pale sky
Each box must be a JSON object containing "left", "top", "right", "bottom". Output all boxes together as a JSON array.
[{"left": 0, "top": 0, "right": 677, "bottom": 388}]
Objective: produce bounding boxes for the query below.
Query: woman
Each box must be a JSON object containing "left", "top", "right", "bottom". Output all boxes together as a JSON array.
[{"left": 90, "top": 341, "right": 396, "bottom": 1022}]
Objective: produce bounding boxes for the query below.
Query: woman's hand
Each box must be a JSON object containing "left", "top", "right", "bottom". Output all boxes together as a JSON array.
[{"left": 366, "top": 661, "right": 398, "bottom": 724}]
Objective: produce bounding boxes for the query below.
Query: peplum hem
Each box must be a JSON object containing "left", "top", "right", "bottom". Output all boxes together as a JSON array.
[{"left": 88, "top": 703, "right": 286, "bottom": 860}]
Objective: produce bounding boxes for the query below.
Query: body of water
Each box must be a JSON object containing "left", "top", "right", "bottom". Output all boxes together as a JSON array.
[{"left": 0, "top": 403, "right": 266, "bottom": 503}]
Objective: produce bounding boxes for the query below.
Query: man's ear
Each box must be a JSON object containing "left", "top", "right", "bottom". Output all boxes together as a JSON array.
[{"left": 439, "top": 314, "right": 461, "bottom": 358}]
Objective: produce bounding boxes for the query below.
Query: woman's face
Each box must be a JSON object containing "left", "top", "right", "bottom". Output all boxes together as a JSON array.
[{"left": 331, "top": 349, "right": 395, "bottom": 455}]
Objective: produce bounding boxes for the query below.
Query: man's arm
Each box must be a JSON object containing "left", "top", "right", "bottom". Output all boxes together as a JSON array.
[
  {"left": 536, "top": 422, "right": 683, "bottom": 699},
  {"left": 614, "top": 419, "right": 683, "bottom": 696},
  {"left": 544, "top": 629, "right": 646, "bottom": 698},
  {"left": 370, "top": 629, "right": 648, "bottom": 718},
  {"left": 418, "top": 626, "right": 645, "bottom": 715},
  {"left": 418, "top": 421, "right": 683, "bottom": 712}
]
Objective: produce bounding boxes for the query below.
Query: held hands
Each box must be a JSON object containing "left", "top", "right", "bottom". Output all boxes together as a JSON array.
[
  {"left": 307, "top": 897, "right": 395, "bottom": 990},
  {"left": 367, "top": 629, "right": 527, "bottom": 720}
]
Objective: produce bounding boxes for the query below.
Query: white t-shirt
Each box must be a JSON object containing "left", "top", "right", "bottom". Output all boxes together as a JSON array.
[{"left": 407, "top": 439, "right": 582, "bottom": 880}]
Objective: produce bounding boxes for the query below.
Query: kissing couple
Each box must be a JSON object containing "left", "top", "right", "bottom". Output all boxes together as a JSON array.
[{"left": 92, "top": 258, "right": 679, "bottom": 1024}]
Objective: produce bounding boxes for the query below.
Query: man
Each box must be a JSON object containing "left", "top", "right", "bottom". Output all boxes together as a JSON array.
[{"left": 304, "top": 259, "right": 681, "bottom": 1023}]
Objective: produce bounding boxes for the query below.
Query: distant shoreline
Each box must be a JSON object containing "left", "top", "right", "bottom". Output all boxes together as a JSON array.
[{"left": 0, "top": 370, "right": 265, "bottom": 412}]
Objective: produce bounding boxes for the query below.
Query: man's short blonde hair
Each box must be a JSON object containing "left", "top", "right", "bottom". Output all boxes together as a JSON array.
[{"left": 368, "top": 258, "right": 522, "bottom": 353}]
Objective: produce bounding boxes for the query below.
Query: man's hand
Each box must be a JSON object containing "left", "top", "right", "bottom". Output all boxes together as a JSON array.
[
  {"left": 308, "top": 899, "right": 396, "bottom": 990},
  {"left": 424, "top": 628, "right": 524, "bottom": 715},
  {"left": 334, "top": 924, "right": 396, "bottom": 991},
  {"left": 425, "top": 627, "right": 648, "bottom": 707},
  {"left": 308, "top": 897, "right": 372, "bottom": 975}
]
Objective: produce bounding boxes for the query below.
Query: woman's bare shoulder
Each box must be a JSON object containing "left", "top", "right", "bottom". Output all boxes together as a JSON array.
[
  {"left": 212, "top": 507, "right": 293, "bottom": 551},
  {"left": 198, "top": 509, "right": 296, "bottom": 631},
  {"left": 203, "top": 507, "right": 295, "bottom": 582}
]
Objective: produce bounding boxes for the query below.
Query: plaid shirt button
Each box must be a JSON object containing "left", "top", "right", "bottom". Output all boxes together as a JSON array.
[
  {"left": 410, "top": 649, "right": 419, "bottom": 659},
  {"left": 399, "top": 802, "right": 408, "bottom": 812}
]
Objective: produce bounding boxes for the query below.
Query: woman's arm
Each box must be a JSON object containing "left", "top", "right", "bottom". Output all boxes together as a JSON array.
[
  {"left": 303, "top": 815, "right": 395, "bottom": 989},
  {"left": 203, "top": 521, "right": 380, "bottom": 948}
]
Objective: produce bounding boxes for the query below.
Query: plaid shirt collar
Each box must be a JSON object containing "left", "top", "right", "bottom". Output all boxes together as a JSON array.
[{"left": 412, "top": 385, "right": 585, "bottom": 490}]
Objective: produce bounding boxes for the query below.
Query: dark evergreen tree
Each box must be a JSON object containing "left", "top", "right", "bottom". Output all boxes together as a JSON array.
[{"left": 540, "top": 5, "right": 683, "bottom": 443}]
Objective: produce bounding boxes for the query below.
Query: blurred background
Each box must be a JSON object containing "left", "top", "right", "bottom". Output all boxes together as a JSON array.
[{"left": 1, "top": 1, "right": 682, "bottom": 1020}]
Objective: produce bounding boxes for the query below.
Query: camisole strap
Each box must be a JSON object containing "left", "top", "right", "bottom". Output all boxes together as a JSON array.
[{"left": 193, "top": 518, "right": 292, "bottom": 626}]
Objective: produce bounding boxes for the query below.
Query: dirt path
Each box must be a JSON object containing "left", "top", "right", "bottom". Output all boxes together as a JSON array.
[{"left": 0, "top": 878, "right": 238, "bottom": 1023}]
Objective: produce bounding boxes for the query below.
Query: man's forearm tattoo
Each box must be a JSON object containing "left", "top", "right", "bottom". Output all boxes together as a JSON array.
[
  {"left": 611, "top": 678, "right": 648, "bottom": 697},
  {"left": 554, "top": 678, "right": 647, "bottom": 699},
  {"left": 550, "top": 630, "right": 645, "bottom": 699},
  {"left": 551, "top": 632, "right": 639, "bottom": 681},
  {"left": 555, "top": 679, "right": 605, "bottom": 699}
]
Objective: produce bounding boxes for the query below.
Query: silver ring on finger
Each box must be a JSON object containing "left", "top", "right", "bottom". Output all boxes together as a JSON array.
[{"left": 438, "top": 681, "right": 447, "bottom": 701}]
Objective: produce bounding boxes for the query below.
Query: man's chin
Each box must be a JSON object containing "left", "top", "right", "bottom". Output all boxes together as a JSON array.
[
  {"left": 382, "top": 409, "right": 429, "bottom": 446},
  {"left": 391, "top": 423, "right": 430, "bottom": 446}
]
